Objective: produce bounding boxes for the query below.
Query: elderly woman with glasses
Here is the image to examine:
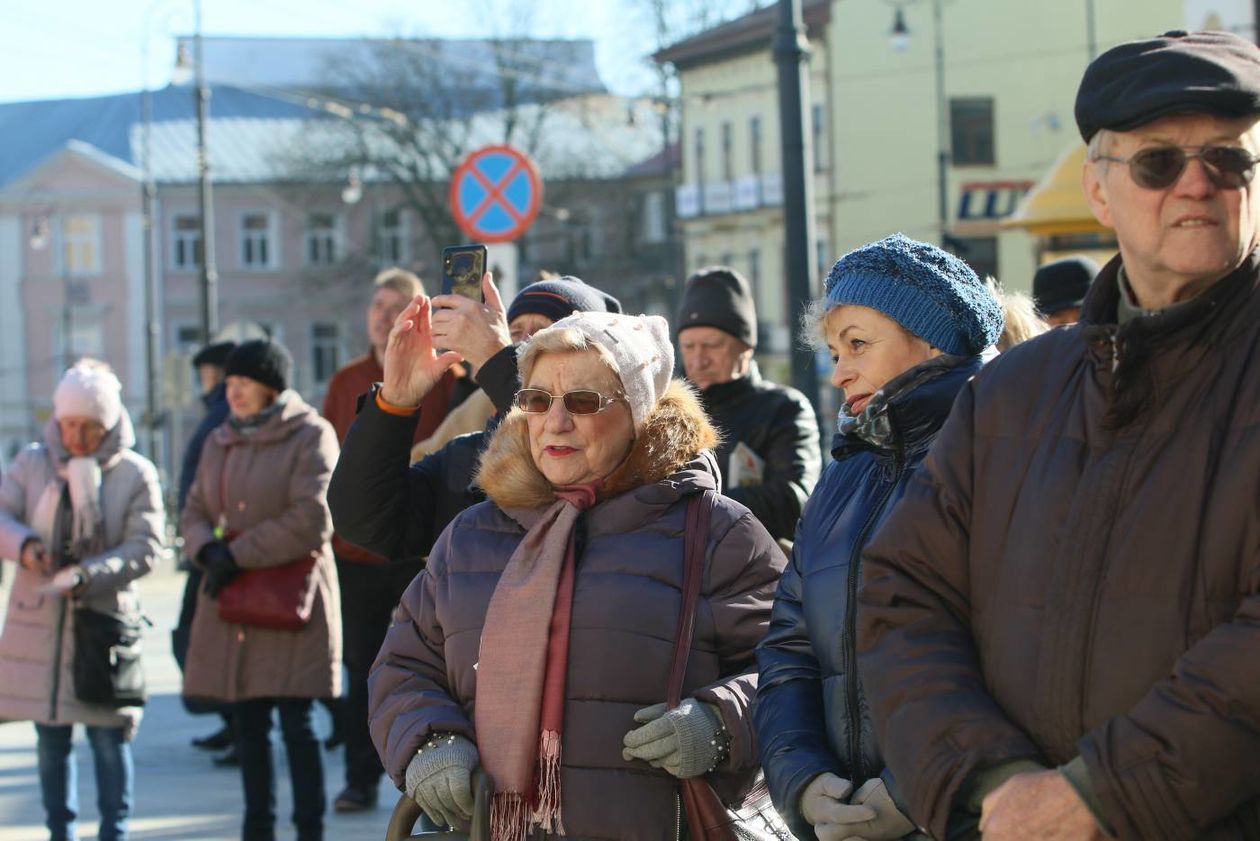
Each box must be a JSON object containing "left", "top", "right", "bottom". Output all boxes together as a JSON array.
[{"left": 369, "top": 309, "right": 786, "bottom": 840}]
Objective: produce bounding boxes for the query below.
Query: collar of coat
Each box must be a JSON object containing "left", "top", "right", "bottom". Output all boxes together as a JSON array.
[
  {"left": 476, "top": 378, "right": 719, "bottom": 511},
  {"left": 212, "top": 390, "right": 319, "bottom": 446}
]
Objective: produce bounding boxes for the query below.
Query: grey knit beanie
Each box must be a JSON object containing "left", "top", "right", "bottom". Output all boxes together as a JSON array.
[{"left": 824, "top": 233, "right": 1003, "bottom": 356}]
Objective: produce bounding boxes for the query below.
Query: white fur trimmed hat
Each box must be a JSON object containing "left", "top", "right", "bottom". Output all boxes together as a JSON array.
[
  {"left": 53, "top": 362, "right": 123, "bottom": 430},
  {"left": 525, "top": 312, "right": 674, "bottom": 428}
]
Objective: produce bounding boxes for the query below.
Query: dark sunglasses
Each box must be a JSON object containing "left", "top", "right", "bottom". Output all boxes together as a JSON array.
[
  {"left": 1093, "top": 145, "right": 1260, "bottom": 190},
  {"left": 514, "top": 388, "right": 623, "bottom": 415}
]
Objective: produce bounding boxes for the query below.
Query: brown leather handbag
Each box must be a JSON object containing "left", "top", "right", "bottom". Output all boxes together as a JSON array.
[{"left": 669, "top": 491, "right": 788, "bottom": 841}]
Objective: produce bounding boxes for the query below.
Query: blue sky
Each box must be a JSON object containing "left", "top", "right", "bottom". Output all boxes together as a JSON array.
[{"left": 0, "top": 0, "right": 744, "bottom": 103}]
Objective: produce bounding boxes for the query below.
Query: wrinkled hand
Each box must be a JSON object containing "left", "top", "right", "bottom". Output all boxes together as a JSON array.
[
  {"left": 799, "top": 773, "right": 877, "bottom": 841},
  {"left": 430, "top": 273, "right": 510, "bottom": 373},
  {"left": 979, "top": 771, "right": 1104, "bottom": 841},
  {"left": 622, "top": 699, "right": 725, "bottom": 779},
  {"left": 20, "top": 538, "right": 51, "bottom": 575},
  {"left": 198, "top": 541, "right": 240, "bottom": 599},
  {"left": 380, "top": 294, "right": 464, "bottom": 408},
  {"left": 834, "top": 777, "right": 917, "bottom": 841},
  {"left": 404, "top": 733, "right": 478, "bottom": 830}
]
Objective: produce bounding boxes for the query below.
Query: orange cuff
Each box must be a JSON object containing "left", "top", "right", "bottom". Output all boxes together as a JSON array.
[{"left": 375, "top": 390, "right": 421, "bottom": 417}]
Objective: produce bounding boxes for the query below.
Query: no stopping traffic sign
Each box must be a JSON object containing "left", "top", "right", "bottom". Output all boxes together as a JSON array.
[{"left": 449, "top": 145, "right": 542, "bottom": 243}]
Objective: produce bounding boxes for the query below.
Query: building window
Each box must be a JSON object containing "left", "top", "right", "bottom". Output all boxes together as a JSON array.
[
  {"left": 172, "top": 214, "right": 203, "bottom": 270},
  {"left": 951, "top": 236, "right": 999, "bottom": 280},
  {"left": 812, "top": 103, "right": 827, "bottom": 172},
  {"left": 747, "top": 247, "right": 761, "bottom": 307},
  {"left": 60, "top": 213, "right": 100, "bottom": 277},
  {"left": 817, "top": 237, "right": 831, "bottom": 275},
  {"left": 311, "top": 322, "right": 341, "bottom": 384},
  {"left": 951, "top": 97, "right": 995, "bottom": 165},
  {"left": 240, "top": 213, "right": 273, "bottom": 269},
  {"left": 694, "top": 127, "right": 706, "bottom": 187},
  {"left": 306, "top": 213, "right": 337, "bottom": 265},
  {"left": 749, "top": 116, "right": 763, "bottom": 175},
  {"left": 721, "top": 121, "right": 734, "bottom": 182},
  {"left": 642, "top": 191, "right": 666, "bottom": 244},
  {"left": 174, "top": 323, "right": 202, "bottom": 352},
  {"left": 379, "top": 208, "right": 406, "bottom": 263}
]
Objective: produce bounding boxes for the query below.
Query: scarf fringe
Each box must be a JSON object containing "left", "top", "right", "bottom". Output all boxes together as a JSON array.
[
  {"left": 531, "top": 729, "right": 565, "bottom": 834},
  {"left": 491, "top": 792, "right": 529, "bottom": 841}
]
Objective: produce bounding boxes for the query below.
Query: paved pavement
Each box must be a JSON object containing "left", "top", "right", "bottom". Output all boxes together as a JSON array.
[{"left": 0, "top": 562, "right": 403, "bottom": 841}]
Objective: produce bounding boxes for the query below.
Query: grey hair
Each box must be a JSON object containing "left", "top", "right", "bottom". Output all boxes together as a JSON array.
[
  {"left": 518, "top": 327, "right": 621, "bottom": 389},
  {"left": 799, "top": 296, "right": 834, "bottom": 352},
  {"left": 1087, "top": 129, "right": 1115, "bottom": 175}
]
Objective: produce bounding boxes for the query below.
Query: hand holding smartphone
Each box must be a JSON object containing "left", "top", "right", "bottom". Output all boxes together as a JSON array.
[{"left": 441, "top": 244, "right": 488, "bottom": 303}]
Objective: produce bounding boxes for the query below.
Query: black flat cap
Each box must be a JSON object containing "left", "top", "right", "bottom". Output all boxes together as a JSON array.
[{"left": 1075, "top": 30, "right": 1260, "bottom": 142}]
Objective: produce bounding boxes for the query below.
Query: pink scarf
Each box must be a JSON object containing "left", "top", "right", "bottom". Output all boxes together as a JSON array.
[{"left": 475, "top": 483, "right": 600, "bottom": 841}]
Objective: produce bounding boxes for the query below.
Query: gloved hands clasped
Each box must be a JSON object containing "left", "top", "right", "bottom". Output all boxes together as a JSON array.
[
  {"left": 800, "top": 773, "right": 917, "bottom": 841},
  {"left": 198, "top": 540, "right": 241, "bottom": 598},
  {"left": 404, "top": 732, "right": 478, "bottom": 830},
  {"left": 622, "top": 698, "right": 729, "bottom": 779}
]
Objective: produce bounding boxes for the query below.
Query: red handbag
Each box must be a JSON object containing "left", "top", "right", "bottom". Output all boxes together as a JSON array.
[
  {"left": 669, "top": 492, "right": 788, "bottom": 841},
  {"left": 216, "top": 553, "right": 318, "bottom": 631},
  {"left": 212, "top": 446, "right": 320, "bottom": 631}
]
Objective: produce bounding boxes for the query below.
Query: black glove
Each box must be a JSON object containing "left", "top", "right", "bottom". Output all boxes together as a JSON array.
[{"left": 198, "top": 540, "right": 241, "bottom": 598}]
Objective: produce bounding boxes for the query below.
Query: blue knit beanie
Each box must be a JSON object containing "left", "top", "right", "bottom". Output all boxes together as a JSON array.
[{"left": 823, "top": 233, "right": 1003, "bottom": 356}]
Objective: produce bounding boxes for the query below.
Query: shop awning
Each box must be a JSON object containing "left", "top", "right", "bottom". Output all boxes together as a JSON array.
[{"left": 1004, "top": 144, "right": 1108, "bottom": 237}]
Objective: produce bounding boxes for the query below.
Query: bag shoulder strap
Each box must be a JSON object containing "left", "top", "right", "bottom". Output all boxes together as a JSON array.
[{"left": 667, "top": 489, "right": 714, "bottom": 709}]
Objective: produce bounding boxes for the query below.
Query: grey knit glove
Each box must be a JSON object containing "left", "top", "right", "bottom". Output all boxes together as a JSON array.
[
  {"left": 404, "top": 732, "right": 479, "bottom": 830},
  {"left": 838, "top": 778, "right": 917, "bottom": 841},
  {"left": 622, "top": 699, "right": 729, "bottom": 779}
]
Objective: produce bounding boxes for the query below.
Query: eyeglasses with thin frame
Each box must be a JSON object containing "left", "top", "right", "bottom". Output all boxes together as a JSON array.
[
  {"left": 1092, "top": 144, "right": 1260, "bottom": 190},
  {"left": 514, "top": 388, "right": 625, "bottom": 416}
]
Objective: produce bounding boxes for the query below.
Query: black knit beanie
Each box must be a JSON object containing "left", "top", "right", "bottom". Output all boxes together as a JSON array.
[
  {"left": 676, "top": 267, "right": 757, "bottom": 349},
  {"left": 507, "top": 275, "right": 622, "bottom": 324},
  {"left": 224, "top": 339, "right": 292, "bottom": 393},
  {"left": 192, "top": 340, "right": 237, "bottom": 370}
]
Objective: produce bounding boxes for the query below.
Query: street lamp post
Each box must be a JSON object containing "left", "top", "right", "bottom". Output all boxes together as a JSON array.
[
  {"left": 193, "top": 0, "right": 218, "bottom": 343},
  {"left": 774, "top": 0, "right": 821, "bottom": 410},
  {"left": 889, "top": 0, "right": 950, "bottom": 249}
]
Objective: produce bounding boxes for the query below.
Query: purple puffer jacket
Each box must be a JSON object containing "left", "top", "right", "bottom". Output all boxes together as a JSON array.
[{"left": 369, "top": 381, "right": 786, "bottom": 840}]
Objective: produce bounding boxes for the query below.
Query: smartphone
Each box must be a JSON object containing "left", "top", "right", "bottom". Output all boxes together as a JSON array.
[{"left": 441, "top": 244, "right": 487, "bottom": 302}]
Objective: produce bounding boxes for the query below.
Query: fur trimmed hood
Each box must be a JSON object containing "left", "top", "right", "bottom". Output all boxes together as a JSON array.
[{"left": 476, "top": 378, "right": 719, "bottom": 511}]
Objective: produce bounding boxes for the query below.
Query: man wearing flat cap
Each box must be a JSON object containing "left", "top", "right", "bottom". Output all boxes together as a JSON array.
[{"left": 855, "top": 30, "right": 1260, "bottom": 841}]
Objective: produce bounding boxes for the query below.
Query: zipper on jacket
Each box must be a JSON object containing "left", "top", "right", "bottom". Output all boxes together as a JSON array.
[
  {"left": 843, "top": 466, "right": 903, "bottom": 783},
  {"left": 674, "top": 790, "right": 682, "bottom": 841},
  {"left": 49, "top": 596, "right": 67, "bottom": 722}
]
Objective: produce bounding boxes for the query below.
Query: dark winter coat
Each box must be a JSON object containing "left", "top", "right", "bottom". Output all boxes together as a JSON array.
[
  {"left": 177, "top": 381, "right": 229, "bottom": 513},
  {"left": 755, "top": 355, "right": 982, "bottom": 841},
  {"left": 699, "top": 363, "right": 821, "bottom": 543},
  {"left": 326, "top": 348, "right": 516, "bottom": 566},
  {"left": 857, "top": 252, "right": 1260, "bottom": 841},
  {"left": 369, "top": 381, "right": 786, "bottom": 841}
]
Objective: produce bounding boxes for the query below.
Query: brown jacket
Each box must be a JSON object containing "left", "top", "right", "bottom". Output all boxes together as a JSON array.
[
  {"left": 369, "top": 381, "right": 786, "bottom": 840},
  {"left": 181, "top": 393, "right": 342, "bottom": 702},
  {"left": 857, "top": 253, "right": 1260, "bottom": 841}
]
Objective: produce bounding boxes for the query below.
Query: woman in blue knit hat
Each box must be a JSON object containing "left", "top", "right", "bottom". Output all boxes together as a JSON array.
[{"left": 754, "top": 233, "right": 1003, "bottom": 841}]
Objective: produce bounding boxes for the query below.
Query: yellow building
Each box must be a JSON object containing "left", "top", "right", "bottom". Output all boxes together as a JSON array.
[{"left": 657, "top": 0, "right": 1248, "bottom": 334}]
